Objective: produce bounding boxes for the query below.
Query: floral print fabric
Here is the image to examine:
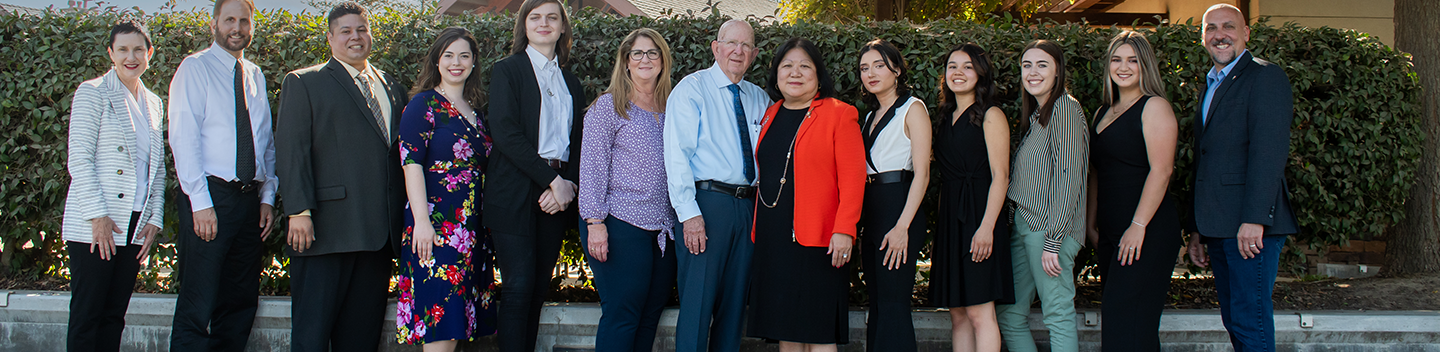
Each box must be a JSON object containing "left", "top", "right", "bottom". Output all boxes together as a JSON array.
[{"left": 396, "top": 90, "right": 497, "bottom": 343}]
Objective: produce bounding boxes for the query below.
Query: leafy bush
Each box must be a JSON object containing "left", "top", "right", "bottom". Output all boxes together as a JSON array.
[{"left": 0, "top": 4, "right": 1419, "bottom": 291}]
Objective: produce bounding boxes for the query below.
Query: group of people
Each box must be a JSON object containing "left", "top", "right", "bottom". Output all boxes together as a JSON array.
[{"left": 61, "top": 0, "right": 1297, "bottom": 351}]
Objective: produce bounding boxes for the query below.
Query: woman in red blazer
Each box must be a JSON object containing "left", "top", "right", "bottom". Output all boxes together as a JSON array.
[{"left": 746, "top": 37, "right": 867, "bottom": 351}]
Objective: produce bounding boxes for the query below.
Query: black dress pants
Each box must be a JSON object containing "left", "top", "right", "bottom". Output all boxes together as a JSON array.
[
  {"left": 67, "top": 211, "right": 143, "bottom": 352},
  {"left": 859, "top": 181, "right": 925, "bottom": 352},
  {"left": 289, "top": 244, "right": 393, "bottom": 352},
  {"left": 170, "top": 179, "right": 262, "bottom": 352},
  {"left": 492, "top": 207, "right": 570, "bottom": 352}
]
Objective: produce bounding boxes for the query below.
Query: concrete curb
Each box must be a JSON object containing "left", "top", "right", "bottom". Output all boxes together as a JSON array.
[{"left": 0, "top": 291, "right": 1435, "bottom": 351}]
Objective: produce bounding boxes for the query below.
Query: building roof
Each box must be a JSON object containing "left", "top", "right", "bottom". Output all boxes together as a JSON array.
[
  {"left": 0, "top": 3, "right": 45, "bottom": 15},
  {"left": 628, "top": 0, "right": 778, "bottom": 19}
]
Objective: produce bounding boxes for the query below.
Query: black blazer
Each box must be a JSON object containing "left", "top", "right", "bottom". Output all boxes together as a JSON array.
[
  {"left": 276, "top": 58, "right": 408, "bottom": 256},
  {"left": 1187, "top": 51, "right": 1298, "bottom": 238},
  {"left": 483, "top": 52, "right": 587, "bottom": 236}
]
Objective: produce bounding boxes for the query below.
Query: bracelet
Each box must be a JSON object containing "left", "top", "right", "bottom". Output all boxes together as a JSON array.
[
  {"left": 586, "top": 219, "right": 605, "bottom": 225},
  {"left": 1132, "top": 220, "right": 1147, "bottom": 228}
]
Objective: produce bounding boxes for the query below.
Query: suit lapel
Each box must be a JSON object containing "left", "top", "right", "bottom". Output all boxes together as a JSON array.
[
  {"left": 103, "top": 72, "right": 140, "bottom": 166},
  {"left": 513, "top": 55, "right": 543, "bottom": 140},
  {"left": 795, "top": 97, "right": 824, "bottom": 143},
  {"left": 1200, "top": 51, "right": 1254, "bottom": 136},
  {"left": 326, "top": 59, "right": 389, "bottom": 142},
  {"left": 377, "top": 69, "right": 404, "bottom": 144}
]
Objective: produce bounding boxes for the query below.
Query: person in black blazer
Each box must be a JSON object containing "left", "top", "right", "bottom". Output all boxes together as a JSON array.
[
  {"left": 274, "top": 3, "right": 407, "bottom": 351},
  {"left": 484, "top": 0, "right": 587, "bottom": 350},
  {"left": 1185, "top": 5, "right": 1297, "bottom": 352}
]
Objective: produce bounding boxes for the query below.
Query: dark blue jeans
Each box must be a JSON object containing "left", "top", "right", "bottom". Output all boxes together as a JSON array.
[
  {"left": 1207, "top": 235, "right": 1287, "bottom": 352},
  {"left": 581, "top": 216, "right": 677, "bottom": 352}
]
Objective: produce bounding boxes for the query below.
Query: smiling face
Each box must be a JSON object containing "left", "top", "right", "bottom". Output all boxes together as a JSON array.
[
  {"left": 1020, "top": 48, "right": 1058, "bottom": 102},
  {"left": 1202, "top": 5, "right": 1249, "bottom": 69},
  {"left": 108, "top": 32, "right": 152, "bottom": 84},
  {"left": 1108, "top": 43, "right": 1140, "bottom": 90},
  {"left": 710, "top": 21, "right": 756, "bottom": 82},
  {"left": 210, "top": 0, "right": 254, "bottom": 55},
  {"left": 627, "top": 36, "right": 661, "bottom": 83},
  {"left": 859, "top": 49, "right": 897, "bottom": 96},
  {"left": 326, "top": 13, "right": 372, "bottom": 67},
  {"left": 944, "top": 50, "right": 978, "bottom": 96},
  {"left": 777, "top": 47, "right": 818, "bottom": 101},
  {"left": 525, "top": 2, "right": 565, "bottom": 49},
  {"left": 437, "top": 38, "right": 474, "bottom": 87}
]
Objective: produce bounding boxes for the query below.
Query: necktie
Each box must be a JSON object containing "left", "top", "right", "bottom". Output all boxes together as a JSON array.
[
  {"left": 233, "top": 61, "right": 255, "bottom": 183},
  {"left": 727, "top": 84, "right": 755, "bottom": 184},
  {"left": 357, "top": 73, "right": 388, "bottom": 140}
]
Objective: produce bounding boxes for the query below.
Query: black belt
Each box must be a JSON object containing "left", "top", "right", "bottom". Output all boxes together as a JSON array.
[
  {"left": 868, "top": 170, "right": 913, "bottom": 184},
  {"left": 207, "top": 175, "right": 261, "bottom": 193},
  {"left": 545, "top": 159, "right": 568, "bottom": 170},
  {"left": 696, "top": 180, "right": 754, "bottom": 199}
]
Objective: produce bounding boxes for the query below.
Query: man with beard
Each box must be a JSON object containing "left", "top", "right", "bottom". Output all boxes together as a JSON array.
[
  {"left": 275, "top": 2, "right": 407, "bottom": 351},
  {"left": 1185, "top": 4, "right": 1297, "bottom": 352},
  {"left": 166, "top": 0, "right": 277, "bottom": 350}
]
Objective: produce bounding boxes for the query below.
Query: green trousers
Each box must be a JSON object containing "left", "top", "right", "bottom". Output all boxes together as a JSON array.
[{"left": 996, "top": 212, "right": 1082, "bottom": 352}]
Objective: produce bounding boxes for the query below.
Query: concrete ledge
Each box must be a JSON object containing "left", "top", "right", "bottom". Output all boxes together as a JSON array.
[{"left": 0, "top": 291, "right": 1435, "bottom": 351}]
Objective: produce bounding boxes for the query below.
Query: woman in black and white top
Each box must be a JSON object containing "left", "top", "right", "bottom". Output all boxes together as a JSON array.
[
  {"left": 854, "top": 38, "right": 931, "bottom": 352},
  {"left": 996, "top": 39, "right": 1089, "bottom": 352},
  {"left": 62, "top": 20, "right": 166, "bottom": 352},
  {"left": 483, "top": 0, "right": 587, "bottom": 350}
]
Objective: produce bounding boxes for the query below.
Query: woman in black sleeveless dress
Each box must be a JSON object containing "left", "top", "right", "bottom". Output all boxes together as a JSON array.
[
  {"left": 1086, "top": 31, "right": 1181, "bottom": 352},
  {"left": 930, "top": 44, "right": 1013, "bottom": 352}
]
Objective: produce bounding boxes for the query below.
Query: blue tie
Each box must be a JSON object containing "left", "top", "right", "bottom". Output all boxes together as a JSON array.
[{"left": 727, "top": 84, "right": 755, "bottom": 183}]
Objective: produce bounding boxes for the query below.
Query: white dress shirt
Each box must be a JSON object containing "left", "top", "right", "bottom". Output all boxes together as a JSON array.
[
  {"left": 168, "top": 42, "right": 278, "bottom": 211},
  {"left": 526, "top": 45, "right": 574, "bottom": 161},
  {"left": 337, "top": 58, "right": 393, "bottom": 142},
  {"left": 120, "top": 85, "right": 152, "bottom": 212}
]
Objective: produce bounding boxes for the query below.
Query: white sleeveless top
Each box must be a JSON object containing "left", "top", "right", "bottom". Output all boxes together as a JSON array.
[{"left": 863, "top": 96, "right": 921, "bottom": 174}]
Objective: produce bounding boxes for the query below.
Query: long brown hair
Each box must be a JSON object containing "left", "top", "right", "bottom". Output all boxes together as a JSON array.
[
  {"left": 1103, "top": 31, "right": 1166, "bottom": 104},
  {"left": 1020, "top": 39, "right": 1067, "bottom": 127},
  {"left": 597, "top": 28, "right": 674, "bottom": 120},
  {"left": 936, "top": 43, "right": 995, "bottom": 126},
  {"left": 411, "top": 27, "right": 485, "bottom": 106},
  {"left": 509, "top": 0, "right": 573, "bottom": 66}
]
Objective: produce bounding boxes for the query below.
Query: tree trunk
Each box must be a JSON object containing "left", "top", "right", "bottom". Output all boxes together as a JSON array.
[{"left": 1385, "top": 0, "right": 1440, "bottom": 277}]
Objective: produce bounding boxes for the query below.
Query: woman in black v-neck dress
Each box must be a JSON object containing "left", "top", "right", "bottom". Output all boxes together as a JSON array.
[
  {"left": 930, "top": 43, "right": 1013, "bottom": 352},
  {"left": 1087, "top": 31, "right": 1181, "bottom": 352}
]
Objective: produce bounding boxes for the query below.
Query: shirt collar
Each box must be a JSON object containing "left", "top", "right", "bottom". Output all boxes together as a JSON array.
[
  {"left": 1209, "top": 49, "right": 1247, "bottom": 82},
  {"left": 206, "top": 42, "right": 242, "bottom": 73},
  {"left": 704, "top": 62, "right": 738, "bottom": 88},
  {"left": 335, "top": 58, "right": 375, "bottom": 79},
  {"left": 103, "top": 68, "right": 149, "bottom": 100},
  {"left": 525, "top": 45, "right": 558, "bottom": 72}
]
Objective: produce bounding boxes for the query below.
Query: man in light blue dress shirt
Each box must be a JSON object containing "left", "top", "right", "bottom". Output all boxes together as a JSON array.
[
  {"left": 1185, "top": 4, "right": 1298, "bottom": 352},
  {"left": 662, "top": 19, "right": 773, "bottom": 352}
]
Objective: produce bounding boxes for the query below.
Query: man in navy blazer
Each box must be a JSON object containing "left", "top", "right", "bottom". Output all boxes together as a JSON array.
[{"left": 1185, "top": 4, "right": 1297, "bottom": 352}]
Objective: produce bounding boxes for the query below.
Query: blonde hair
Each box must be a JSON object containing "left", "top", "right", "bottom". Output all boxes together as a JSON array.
[
  {"left": 600, "top": 28, "right": 674, "bottom": 120},
  {"left": 1102, "top": 31, "right": 1166, "bottom": 104}
]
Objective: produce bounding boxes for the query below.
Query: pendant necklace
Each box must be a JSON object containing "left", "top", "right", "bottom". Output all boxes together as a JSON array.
[{"left": 758, "top": 105, "right": 812, "bottom": 209}]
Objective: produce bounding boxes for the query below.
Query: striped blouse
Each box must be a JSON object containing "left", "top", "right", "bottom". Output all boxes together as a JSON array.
[{"left": 1007, "top": 93, "right": 1088, "bottom": 254}]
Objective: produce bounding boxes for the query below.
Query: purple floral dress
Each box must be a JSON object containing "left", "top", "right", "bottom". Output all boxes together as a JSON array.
[{"left": 396, "top": 90, "right": 497, "bottom": 343}]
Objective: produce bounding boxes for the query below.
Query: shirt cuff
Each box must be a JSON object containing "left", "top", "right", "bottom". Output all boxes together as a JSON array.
[
  {"left": 289, "top": 209, "right": 312, "bottom": 217},
  {"left": 1043, "top": 235, "right": 1062, "bottom": 254},
  {"left": 188, "top": 193, "right": 214, "bottom": 212},
  {"left": 674, "top": 200, "right": 702, "bottom": 223}
]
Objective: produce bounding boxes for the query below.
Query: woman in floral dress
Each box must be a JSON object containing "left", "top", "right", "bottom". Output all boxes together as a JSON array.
[{"left": 396, "top": 27, "right": 497, "bottom": 351}]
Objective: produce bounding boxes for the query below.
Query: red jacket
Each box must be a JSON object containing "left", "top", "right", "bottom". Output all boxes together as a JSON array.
[{"left": 752, "top": 97, "right": 867, "bottom": 247}]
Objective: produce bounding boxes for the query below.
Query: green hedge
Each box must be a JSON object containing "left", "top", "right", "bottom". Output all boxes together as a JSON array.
[{"left": 0, "top": 4, "right": 1420, "bottom": 291}]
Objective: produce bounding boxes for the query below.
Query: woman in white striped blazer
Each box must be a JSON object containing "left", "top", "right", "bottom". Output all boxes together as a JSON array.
[{"left": 62, "top": 20, "right": 166, "bottom": 352}]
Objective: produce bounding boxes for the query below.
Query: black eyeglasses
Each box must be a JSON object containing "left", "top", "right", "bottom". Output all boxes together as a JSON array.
[{"left": 629, "top": 49, "right": 661, "bottom": 61}]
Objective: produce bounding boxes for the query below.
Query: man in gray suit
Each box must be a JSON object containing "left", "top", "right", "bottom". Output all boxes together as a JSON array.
[
  {"left": 1185, "top": 4, "right": 1297, "bottom": 352},
  {"left": 275, "top": 2, "right": 406, "bottom": 351}
]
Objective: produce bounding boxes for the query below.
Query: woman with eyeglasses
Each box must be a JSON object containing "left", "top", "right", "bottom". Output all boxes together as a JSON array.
[{"left": 578, "top": 28, "right": 678, "bottom": 352}]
